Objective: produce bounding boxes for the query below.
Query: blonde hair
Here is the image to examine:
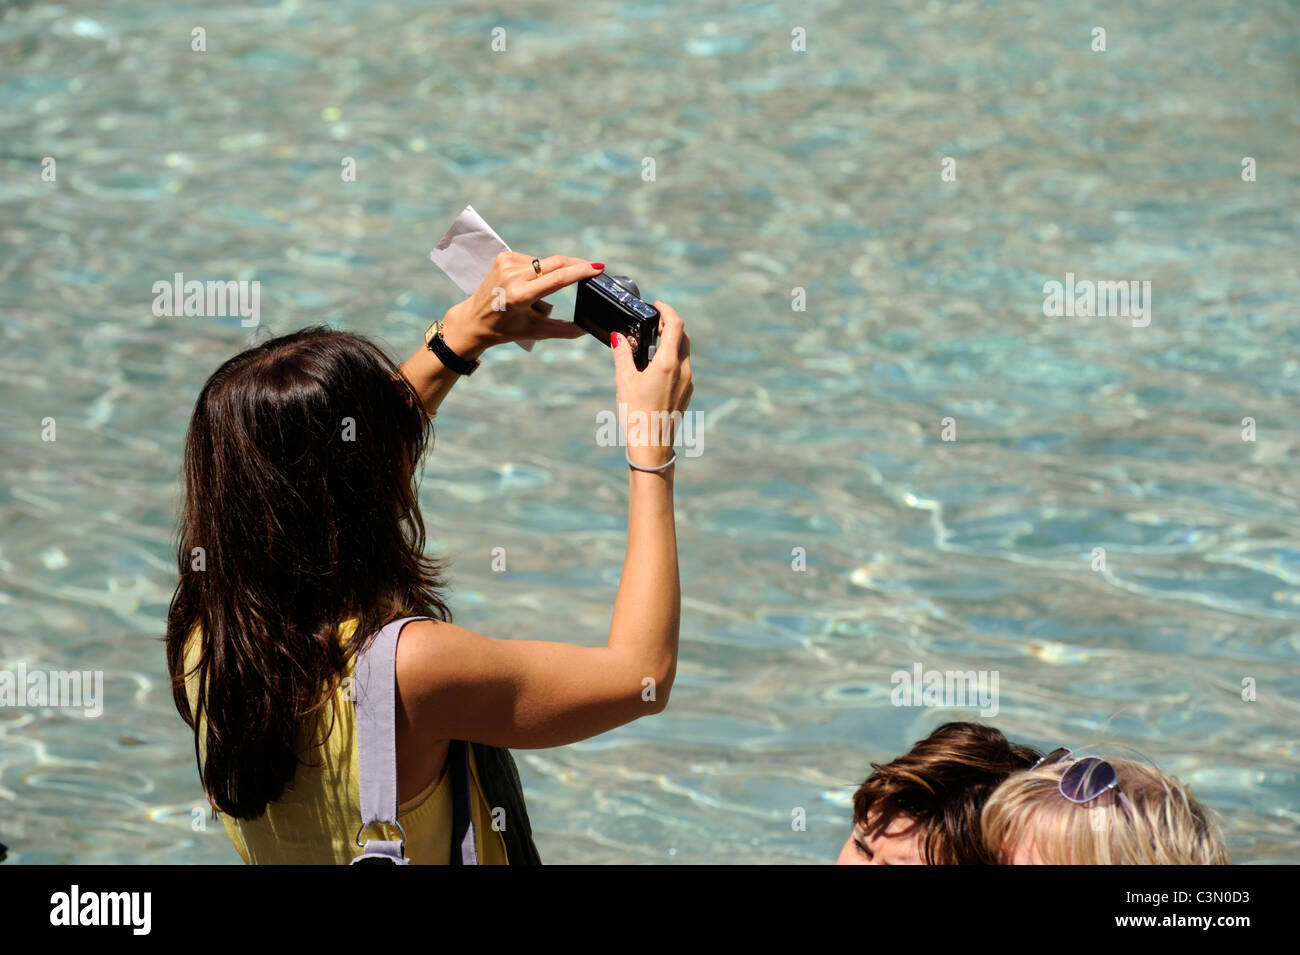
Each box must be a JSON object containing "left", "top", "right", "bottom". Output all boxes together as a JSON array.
[{"left": 981, "top": 757, "right": 1230, "bottom": 864}]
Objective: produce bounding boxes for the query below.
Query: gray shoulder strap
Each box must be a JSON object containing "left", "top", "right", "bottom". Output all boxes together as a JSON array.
[
  {"left": 353, "top": 615, "right": 422, "bottom": 863},
  {"left": 353, "top": 615, "right": 478, "bottom": 865}
]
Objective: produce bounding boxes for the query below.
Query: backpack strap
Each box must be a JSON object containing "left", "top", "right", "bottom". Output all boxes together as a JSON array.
[
  {"left": 352, "top": 615, "right": 478, "bottom": 866},
  {"left": 471, "top": 743, "right": 541, "bottom": 864},
  {"left": 449, "top": 739, "right": 478, "bottom": 865}
]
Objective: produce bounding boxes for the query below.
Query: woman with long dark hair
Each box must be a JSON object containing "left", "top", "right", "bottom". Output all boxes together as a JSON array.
[{"left": 165, "top": 253, "right": 692, "bottom": 863}]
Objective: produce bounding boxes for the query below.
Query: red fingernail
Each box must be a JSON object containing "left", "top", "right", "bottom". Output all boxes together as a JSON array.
[
  {"left": 591, "top": 262, "right": 604, "bottom": 270},
  {"left": 611, "top": 332, "right": 621, "bottom": 347}
]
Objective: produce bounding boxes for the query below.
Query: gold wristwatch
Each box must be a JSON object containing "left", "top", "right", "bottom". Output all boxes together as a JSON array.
[{"left": 424, "top": 320, "right": 481, "bottom": 376}]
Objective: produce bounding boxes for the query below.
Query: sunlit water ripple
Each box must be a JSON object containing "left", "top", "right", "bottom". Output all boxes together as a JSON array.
[{"left": 0, "top": 0, "right": 1297, "bottom": 863}]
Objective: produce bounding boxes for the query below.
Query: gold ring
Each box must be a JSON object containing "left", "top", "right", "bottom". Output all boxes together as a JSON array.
[{"left": 532, "top": 257, "right": 542, "bottom": 275}]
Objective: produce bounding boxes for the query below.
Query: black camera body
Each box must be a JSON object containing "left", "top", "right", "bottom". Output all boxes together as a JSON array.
[{"left": 573, "top": 272, "right": 660, "bottom": 370}]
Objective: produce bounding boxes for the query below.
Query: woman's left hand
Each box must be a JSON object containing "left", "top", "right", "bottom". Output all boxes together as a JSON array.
[{"left": 439, "top": 252, "right": 603, "bottom": 358}]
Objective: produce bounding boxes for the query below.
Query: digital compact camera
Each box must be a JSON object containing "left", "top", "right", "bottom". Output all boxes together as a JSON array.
[{"left": 573, "top": 272, "right": 660, "bottom": 370}]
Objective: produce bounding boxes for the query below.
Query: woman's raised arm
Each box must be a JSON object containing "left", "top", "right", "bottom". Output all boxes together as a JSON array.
[{"left": 396, "top": 303, "right": 692, "bottom": 748}]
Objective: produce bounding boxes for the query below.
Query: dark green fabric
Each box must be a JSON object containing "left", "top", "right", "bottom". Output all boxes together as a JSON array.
[{"left": 471, "top": 743, "right": 542, "bottom": 865}]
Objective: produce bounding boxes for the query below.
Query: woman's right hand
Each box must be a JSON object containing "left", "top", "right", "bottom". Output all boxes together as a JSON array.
[{"left": 612, "top": 302, "right": 693, "bottom": 470}]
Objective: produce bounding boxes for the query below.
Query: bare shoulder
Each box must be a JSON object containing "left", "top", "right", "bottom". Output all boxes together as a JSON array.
[{"left": 393, "top": 618, "right": 488, "bottom": 697}]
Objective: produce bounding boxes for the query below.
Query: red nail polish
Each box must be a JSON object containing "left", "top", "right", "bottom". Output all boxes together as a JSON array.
[
  {"left": 611, "top": 332, "right": 620, "bottom": 347},
  {"left": 591, "top": 262, "right": 604, "bottom": 270}
]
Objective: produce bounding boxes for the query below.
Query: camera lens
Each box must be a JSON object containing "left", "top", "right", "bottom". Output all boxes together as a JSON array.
[{"left": 609, "top": 275, "right": 641, "bottom": 298}]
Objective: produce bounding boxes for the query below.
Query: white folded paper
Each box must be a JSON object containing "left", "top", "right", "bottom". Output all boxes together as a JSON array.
[{"left": 429, "top": 204, "right": 534, "bottom": 351}]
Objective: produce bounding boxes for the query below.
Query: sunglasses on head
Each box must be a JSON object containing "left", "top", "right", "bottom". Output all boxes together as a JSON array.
[{"left": 1032, "top": 747, "right": 1135, "bottom": 817}]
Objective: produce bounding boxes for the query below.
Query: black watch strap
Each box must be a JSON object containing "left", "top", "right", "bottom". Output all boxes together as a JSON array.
[{"left": 426, "top": 322, "right": 480, "bottom": 376}]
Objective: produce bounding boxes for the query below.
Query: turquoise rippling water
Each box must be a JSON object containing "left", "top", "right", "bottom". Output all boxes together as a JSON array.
[{"left": 0, "top": 0, "right": 1297, "bottom": 863}]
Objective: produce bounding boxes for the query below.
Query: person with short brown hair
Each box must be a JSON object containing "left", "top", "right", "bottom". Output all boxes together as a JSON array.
[{"left": 837, "top": 722, "right": 1041, "bottom": 865}]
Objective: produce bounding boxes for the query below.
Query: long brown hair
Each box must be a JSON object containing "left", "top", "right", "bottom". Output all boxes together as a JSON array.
[
  {"left": 852, "top": 722, "right": 1041, "bottom": 864},
  {"left": 165, "top": 326, "right": 450, "bottom": 819}
]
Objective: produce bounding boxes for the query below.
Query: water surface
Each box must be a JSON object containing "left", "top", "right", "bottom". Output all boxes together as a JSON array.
[{"left": 0, "top": 0, "right": 1297, "bottom": 863}]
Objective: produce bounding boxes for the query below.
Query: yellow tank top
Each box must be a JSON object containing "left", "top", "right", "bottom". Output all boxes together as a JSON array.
[{"left": 182, "top": 617, "right": 509, "bottom": 864}]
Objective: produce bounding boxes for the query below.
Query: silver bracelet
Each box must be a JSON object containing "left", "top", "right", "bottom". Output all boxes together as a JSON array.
[{"left": 626, "top": 448, "right": 677, "bottom": 473}]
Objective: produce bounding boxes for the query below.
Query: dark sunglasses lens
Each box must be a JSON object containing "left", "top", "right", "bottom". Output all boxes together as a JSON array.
[
  {"left": 1060, "top": 757, "right": 1117, "bottom": 802},
  {"left": 1037, "top": 747, "right": 1072, "bottom": 768}
]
